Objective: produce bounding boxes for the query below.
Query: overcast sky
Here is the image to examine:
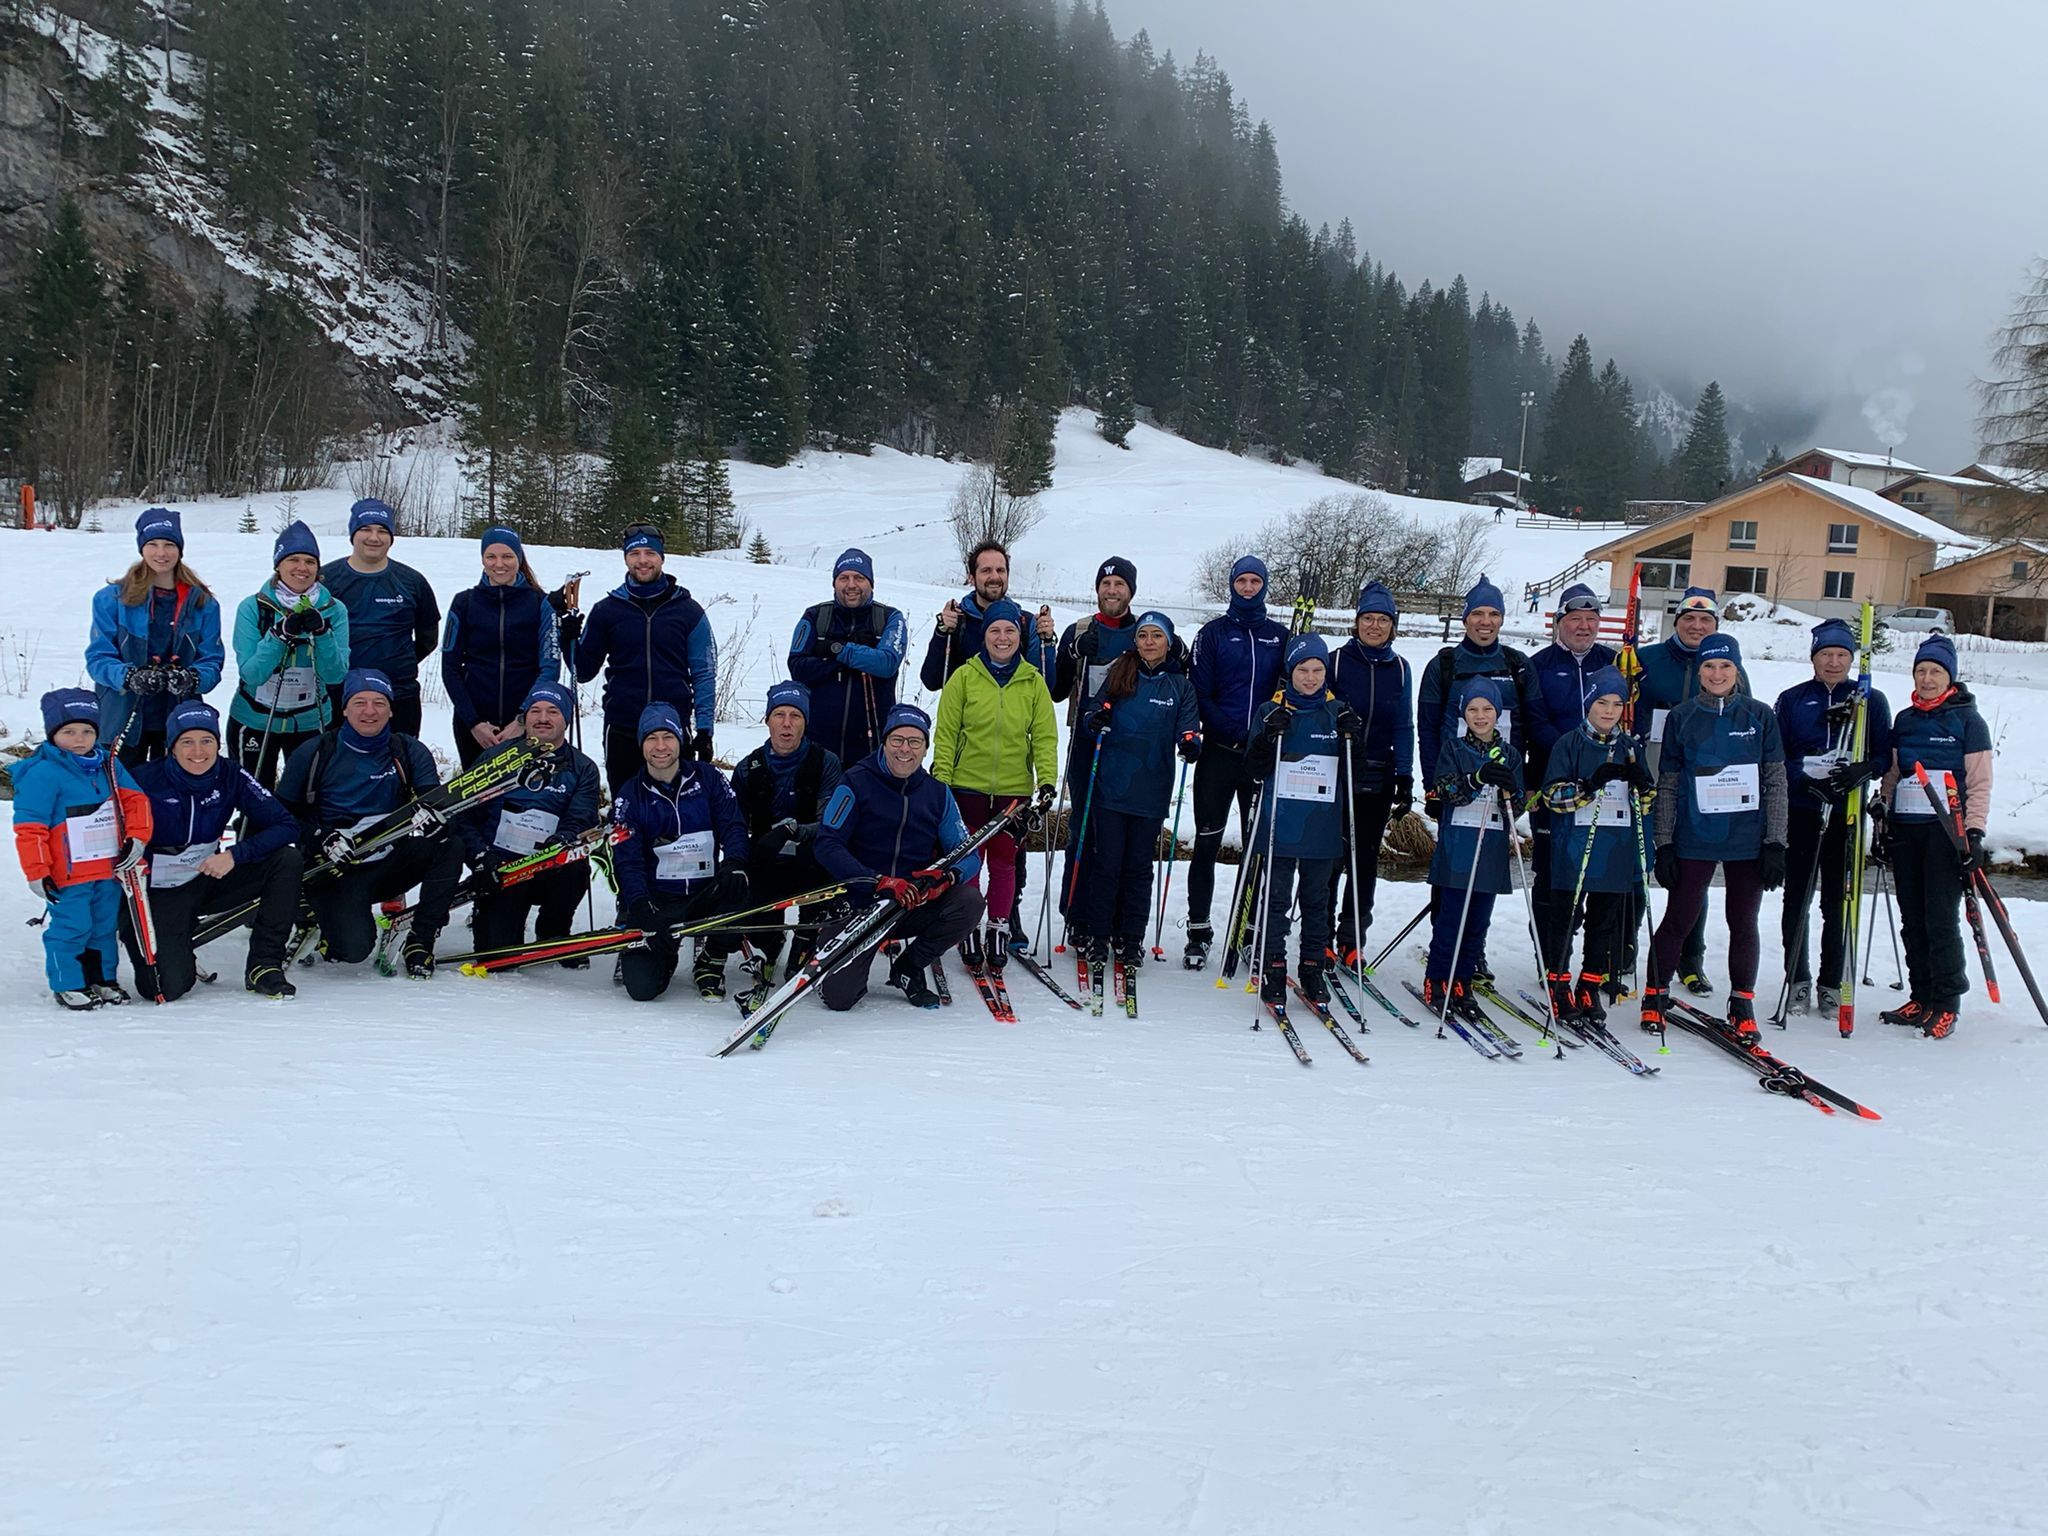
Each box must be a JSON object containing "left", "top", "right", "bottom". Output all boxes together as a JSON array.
[{"left": 1105, "top": 0, "right": 2048, "bottom": 467}]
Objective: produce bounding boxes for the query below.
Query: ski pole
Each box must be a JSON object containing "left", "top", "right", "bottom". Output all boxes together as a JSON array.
[
  {"left": 1245, "top": 738, "right": 1285, "bottom": 1019},
  {"left": 1437, "top": 781, "right": 1489, "bottom": 1029},
  {"left": 1769, "top": 801, "right": 1832, "bottom": 1027},
  {"left": 1151, "top": 756, "right": 1191, "bottom": 958},
  {"left": 1629, "top": 788, "right": 1668, "bottom": 1052},
  {"left": 251, "top": 633, "right": 301, "bottom": 784},
  {"left": 1367, "top": 894, "right": 1433, "bottom": 975},
  {"left": 1879, "top": 866, "right": 1904, "bottom": 989},
  {"left": 1503, "top": 785, "right": 1562, "bottom": 1055},
  {"left": 1062, "top": 722, "right": 1108, "bottom": 915},
  {"left": 1340, "top": 738, "right": 1367, "bottom": 994},
  {"left": 1035, "top": 763, "right": 1068, "bottom": 958},
  {"left": 1859, "top": 861, "right": 1881, "bottom": 987}
]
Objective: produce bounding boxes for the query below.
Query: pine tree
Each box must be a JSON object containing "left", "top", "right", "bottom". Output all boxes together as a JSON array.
[
  {"left": 239, "top": 505, "right": 258, "bottom": 534},
  {"left": 1535, "top": 335, "right": 1599, "bottom": 517},
  {"left": 1097, "top": 365, "right": 1135, "bottom": 447},
  {"left": 1675, "top": 382, "right": 1733, "bottom": 502},
  {"left": 593, "top": 401, "right": 665, "bottom": 545},
  {"left": 747, "top": 530, "right": 773, "bottom": 564}
]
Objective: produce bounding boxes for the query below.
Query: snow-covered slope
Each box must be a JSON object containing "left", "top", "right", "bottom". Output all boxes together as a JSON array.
[{"left": 7, "top": 418, "right": 2048, "bottom": 1535}]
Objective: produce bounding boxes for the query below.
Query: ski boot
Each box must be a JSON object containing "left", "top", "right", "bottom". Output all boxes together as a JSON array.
[
  {"left": 246, "top": 965, "right": 297, "bottom": 1001},
  {"left": 1469, "top": 955, "right": 1494, "bottom": 984},
  {"left": 1880, "top": 999, "right": 1928, "bottom": 1028},
  {"left": 1603, "top": 977, "right": 1634, "bottom": 1005},
  {"left": 1816, "top": 985, "right": 1842, "bottom": 1016},
  {"left": 1183, "top": 923, "right": 1214, "bottom": 971},
  {"left": 1787, "top": 980, "right": 1813, "bottom": 1015},
  {"left": 959, "top": 926, "right": 984, "bottom": 971},
  {"left": 1574, "top": 973, "right": 1608, "bottom": 1027},
  {"left": 612, "top": 953, "right": 627, "bottom": 987},
  {"left": 1639, "top": 985, "right": 1667, "bottom": 1036},
  {"left": 1921, "top": 1006, "right": 1958, "bottom": 1040},
  {"left": 54, "top": 988, "right": 101, "bottom": 1012},
  {"left": 81, "top": 953, "right": 130, "bottom": 1006},
  {"left": 1113, "top": 934, "right": 1145, "bottom": 972},
  {"left": 403, "top": 934, "right": 437, "bottom": 979},
  {"left": 1680, "top": 969, "right": 1713, "bottom": 997},
  {"left": 984, "top": 924, "right": 1010, "bottom": 971},
  {"left": 1420, "top": 976, "right": 1450, "bottom": 1015},
  {"left": 1259, "top": 960, "right": 1288, "bottom": 1007},
  {"left": 887, "top": 951, "right": 942, "bottom": 1009},
  {"left": 1006, "top": 908, "right": 1029, "bottom": 955},
  {"left": 1297, "top": 960, "right": 1328, "bottom": 1007},
  {"left": 1448, "top": 980, "right": 1485, "bottom": 1025},
  {"left": 1546, "top": 972, "right": 1578, "bottom": 1025},
  {"left": 1727, "top": 990, "right": 1759, "bottom": 1041},
  {"left": 694, "top": 947, "right": 727, "bottom": 1001}
]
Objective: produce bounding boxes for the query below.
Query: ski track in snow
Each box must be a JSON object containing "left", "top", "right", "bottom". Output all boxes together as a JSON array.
[{"left": 5, "top": 857, "right": 2048, "bottom": 1534}]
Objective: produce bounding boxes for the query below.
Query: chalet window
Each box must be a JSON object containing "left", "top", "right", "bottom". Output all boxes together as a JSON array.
[
  {"left": 1727, "top": 520, "right": 1758, "bottom": 550},
  {"left": 1824, "top": 570, "right": 1855, "bottom": 599},
  {"left": 1826, "top": 523, "right": 1859, "bottom": 555},
  {"left": 1899, "top": 491, "right": 1928, "bottom": 505},
  {"left": 1724, "top": 566, "right": 1768, "bottom": 595},
  {"left": 2015, "top": 561, "right": 2031, "bottom": 580},
  {"left": 1638, "top": 560, "right": 1692, "bottom": 589}
]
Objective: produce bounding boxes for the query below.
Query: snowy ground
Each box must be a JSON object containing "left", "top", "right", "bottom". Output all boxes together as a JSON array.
[
  {"left": 8, "top": 416, "right": 2048, "bottom": 1531},
  {"left": 5, "top": 855, "right": 2047, "bottom": 1534}
]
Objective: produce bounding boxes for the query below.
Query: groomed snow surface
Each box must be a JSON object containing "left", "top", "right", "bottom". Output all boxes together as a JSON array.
[{"left": 6, "top": 413, "right": 2048, "bottom": 1532}]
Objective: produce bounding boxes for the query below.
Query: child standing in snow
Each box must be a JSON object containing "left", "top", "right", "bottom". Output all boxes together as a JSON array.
[
  {"left": 10, "top": 689, "right": 154, "bottom": 1010},
  {"left": 1245, "top": 635, "right": 1351, "bottom": 1010},
  {"left": 1537, "top": 667, "right": 1651, "bottom": 1026},
  {"left": 1422, "top": 677, "right": 1523, "bottom": 1024}
]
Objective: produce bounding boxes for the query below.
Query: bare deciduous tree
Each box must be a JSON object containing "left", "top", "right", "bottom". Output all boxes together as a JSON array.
[
  {"left": 1980, "top": 258, "right": 2048, "bottom": 539},
  {"left": 1193, "top": 495, "right": 1493, "bottom": 606},
  {"left": 948, "top": 463, "right": 1043, "bottom": 569}
]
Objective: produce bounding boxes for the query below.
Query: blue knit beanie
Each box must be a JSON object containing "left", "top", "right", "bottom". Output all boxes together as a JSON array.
[
  {"left": 766, "top": 679, "right": 811, "bottom": 720},
  {"left": 1134, "top": 610, "right": 1176, "bottom": 643},
  {"left": 348, "top": 499, "right": 397, "bottom": 537},
  {"left": 1698, "top": 633, "right": 1743, "bottom": 667},
  {"left": 1556, "top": 582, "right": 1601, "bottom": 615},
  {"left": 135, "top": 507, "right": 183, "bottom": 552},
  {"left": 1584, "top": 666, "right": 1628, "bottom": 706},
  {"left": 1463, "top": 573, "right": 1505, "bottom": 617},
  {"left": 342, "top": 668, "right": 394, "bottom": 705},
  {"left": 1285, "top": 633, "right": 1330, "bottom": 675},
  {"left": 834, "top": 547, "right": 875, "bottom": 585},
  {"left": 637, "top": 701, "right": 686, "bottom": 742},
  {"left": 1809, "top": 618, "right": 1856, "bottom": 656},
  {"left": 1457, "top": 675, "right": 1504, "bottom": 713},
  {"left": 1354, "top": 580, "right": 1397, "bottom": 618},
  {"left": 882, "top": 702, "right": 932, "bottom": 742},
  {"left": 272, "top": 520, "right": 319, "bottom": 568},
  {"left": 980, "top": 598, "right": 1024, "bottom": 636},
  {"left": 166, "top": 698, "right": 221, "bottom": 743},
  {"left": 481, "top": 525, "right": 524, "bottom": 561},
  {"left": 1914, "top": 634, "right": 1959, "bottom": 683},
  {"left": 1230, "top": 555, "right": 1269, "bottom": 591},
  {"left": 521, "top": 681, "right": 573, "bottom": 718},
  {"left": 41, "top": 688, "right": 99, "bottom": 736}
]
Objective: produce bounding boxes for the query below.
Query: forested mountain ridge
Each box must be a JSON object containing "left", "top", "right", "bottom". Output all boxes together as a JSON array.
[{"left": 0, "top": 0, "right": 1751, "bottom": 534}]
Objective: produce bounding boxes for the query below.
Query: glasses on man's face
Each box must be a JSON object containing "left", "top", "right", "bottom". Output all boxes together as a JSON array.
[{"left": 885, "top": 734, "right": 924, "bottom": 751}]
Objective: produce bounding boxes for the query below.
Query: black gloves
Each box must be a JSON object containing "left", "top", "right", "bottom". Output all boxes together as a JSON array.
[
  {"left": 1825, "top": 760, "right": 1875, "bottom": 801},
  {"left": 160, "top": 662, "right": 201, "bottom": 697},
  {"left": 546, "top": 585, "right": 575, "bottom": 616},
  {"left": 122, "top": 664, "right": 165, "bottom": 696},
  {"left": 625, "top": 896, "right": 664, "bottom": 932},
  {"left": 1177, "top": 732, "right": 1201, "bottom": 764},
  {"left": 1252, "top": 709, "right": 1289, "bottom": 752},
  {"left": 1961, "top": 828, "right": 1985, "bottom": 877},
  {"left": 1423, "top": 788, "right": 1443, "bottom": 820},
  {"left": 38, "top": 876, "right": 59, "bottom": 903},
  {"left": 715, "top": 864, "right": 750, "bottom": 903},
  {"left": 1759, "top": 842, "right": 1787, "bottom": 891},
  {"left": 758, "top": 817, "right": 812, "bottom": 857},
  {"left": 281, "top": 606, "right": 330, "bottom": 639},
  {"left": 556, "top": 611, "right": 584, "bottom": 649},
  {"left": 1626, "top": 758, "right": 1655, "bottom": 793},
  {"left": 1034, "top": 784, "right": 1058, "bottom": 812},
  {"left": 1333, "top": 705, "right": 1363, "bottom": 741},
  {"left": 1476, "top": 757, "right": 1517, "bottom": 791},
  {"left": 1084, "top": 707, "right": 1112, "bottom": 736},
  {"left": 1867, "top": 801, "right": 1891, "bottom": 868},
  {"left": 1654, "top": 844, "right": 1681, "bottom": 890},
  {"left": 1589, "top": 761, "right": 1628, "bottom": 789},
  {"left": 1391, "top": 773, "right": 1414, "bottom": 820},
  {"left": 692, "top": 730, "right": 714, "bottom": 764}
]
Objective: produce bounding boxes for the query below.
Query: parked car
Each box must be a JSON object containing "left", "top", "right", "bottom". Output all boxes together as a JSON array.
[{"left": 1880, "top": 606, "right": 1955, "bottom": 636}]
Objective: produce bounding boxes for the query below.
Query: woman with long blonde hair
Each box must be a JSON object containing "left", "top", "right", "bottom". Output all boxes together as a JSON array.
[{"left": 84, "top": 508, "right": 224, "bottom": 766}]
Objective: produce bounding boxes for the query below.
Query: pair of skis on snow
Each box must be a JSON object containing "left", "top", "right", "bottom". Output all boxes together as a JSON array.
[{"left": 1256, "top": 971, "right": 1370, "bottom": 1066}]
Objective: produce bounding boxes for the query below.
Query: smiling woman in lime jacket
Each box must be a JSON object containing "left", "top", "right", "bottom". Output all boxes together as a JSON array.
[{"left": 931, "top": 598, "right": 1058, "bottom": 968}]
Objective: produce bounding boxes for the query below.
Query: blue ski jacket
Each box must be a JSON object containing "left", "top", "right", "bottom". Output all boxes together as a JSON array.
[
  {"left": 1525, "top": 640, "right": 1620, "bottom": 776},
  {"left": 1189, "top": 610, "right": 1289, "bottom": 750},
  {"left": 1426, "top": 729, "right": 1522, "bottom": 896},
  {"left": 459, "top": 739, "right": 601, "bottom": 861},
  {"left": 1653, "top": 693, "right": 1788, "bottom": 862},
  {"left": 1541, "top": 724, "right": 1647, "bottom": 895},
  {"left": 133, "top": 755, "right": 297, "bottom": 868},
  {"left": 1246, "top": 692, "right": 1344, "bottom": 860},
  {"left": 1083, "top": 661, "right": 1200, "bottom": 821},
  {"left": 85, "top": 581, "right": 225, "bottom": 741},
  {"left": 609, "top": 762, "right": 749, "bottom": 904},
  {"left": 816, "top": 753, "right": 982, "bottom": 888},
  {"left": 787, "top": 599, "right": 908, "bottom": 769},
  {"left": 319, "top": 559, "right": 441, "bottom": 698},
  {"left": 574, "top": 576, "right": 716, "bottom": 731},
  {"left": 1326, "top": 637, "right": 1414, "bottom": 793},
  {"left": 1885, "top": 685, "right": 1993, "bottom": 832},
  {"left": 276, "top": 726, "right": 441, "bottom": 834},
  {"left": 441, "top": 576, "right": 562, "bottom": 730},
  {"left": 1415, "top": 640, "right": 1538, "bottom": 783},
  {"left": 1774, "top": 677, "right": 1895, "bottom": 813}
]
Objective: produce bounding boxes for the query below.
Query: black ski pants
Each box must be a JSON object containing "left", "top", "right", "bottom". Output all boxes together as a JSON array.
[
  {"left": 1070, "top": 807, "right": 1160, "bottom": 944},
  {"left": 1892, "top": 818, "right": 1968, "bottom": 1010},
  {"left": 620, "top": 885, "right": 742, "bottom": 1002},
  {"left": 120, "top": 846, "right": 306, "bottom": 999},
  {"left": 1542, "top": 887, "right": 1628, "bottom": 981},
  {"left": 1185, "top": 742, "right": 1259, "bottom": 931},
  {"left": 1260, "top": 855, "right": 1336, "bottom": 971},
  {"left": 743, "top": 848, "right": 837, "bottom": 972},
  {"left": 1782, "top": 803, "right": 1851, "bottom": 989},
  {"left": 819, "top": 881, "right": 985, "bottom": 1012},
  {"left": 471, "top": 862, "right": 590, "bottom": 956},
  {"left": 1328, "top": 788, "right": 1394, "bottom": 956},
  {"left": 310, "top": 834, "right": 465, "bottom": 963}
]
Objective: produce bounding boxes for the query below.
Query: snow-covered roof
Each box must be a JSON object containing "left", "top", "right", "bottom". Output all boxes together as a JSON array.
[
  {"left": 1783, "top": 475, "right": 1982, "bottom": 550},
  {"left": 1461, "top": 456, "right": 1502, "bottom": 481},
  {"left": 1933, "top": 538, "right": 2048, "bottom": 572},
  {"left": 1811, "top": 447, "right": 1927, "bottom": 474},
  {"left": 1882, "top": 472, "right": 2004, "bottom": 492},
  {"left": 1960, "top": 461, "right": 2048, "bottom": 491}
]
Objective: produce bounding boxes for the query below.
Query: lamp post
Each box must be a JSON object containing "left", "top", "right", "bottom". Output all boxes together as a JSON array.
[{"left": 1515, "top": 390, "right": 1535, "bottom": 513}]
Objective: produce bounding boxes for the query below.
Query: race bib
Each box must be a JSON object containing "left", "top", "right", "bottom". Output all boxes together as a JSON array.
[
  {"left": 1803, "top": 746, "right": 1847, "bottom": 782},
  {"left": 1574, "top": 781, "right": 1632, "bottom": 827},
  {"left": 1695, "top": 762, "right": 1760, "bottom": 816},
  {"left": 1276, "top": 753, "right": 1338, "bottom": 805},
  {"left": 150, "top": 841, "right": 220, "bottom": 889},
  {"left": 1450, "top": 795, "right": 1504, "bottom": 832},
  {"left": 494, "top": 806, "right": 560, "bottom": 856},
  {"left": 1648, "top": 709, "right": 1670, "bottom": 743},
  {"left": 1083, "top": 660, "right": 1113, "bottom": 703},
  {"left": 252, "top": 663, "right": 319, "bottom": 712},
  {"left": 64, "top": 802, "right": 119, "bottom": 863},
  {"left": 655, "top": 830, "right": 715, "bottom": 883},
  {"left": 1892, "top": 777, "right": 1940, "bottom": 819}
]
